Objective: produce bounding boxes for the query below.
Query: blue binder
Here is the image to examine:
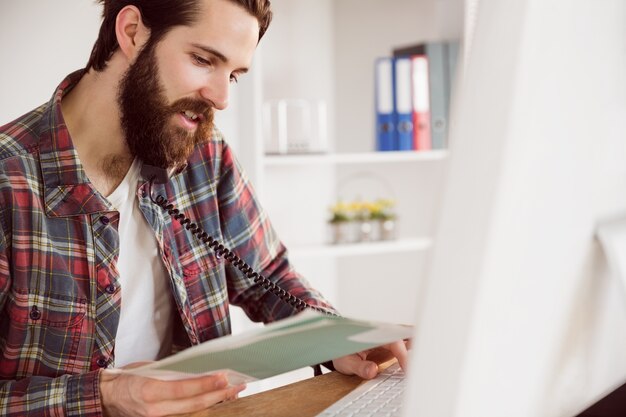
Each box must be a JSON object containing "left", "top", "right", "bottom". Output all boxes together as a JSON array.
[
  {"left": 374, "top": 57, "right": 396, "bottom": 151},
  {"left": 394, "top": 57, "right": 414, "bottom": 150}
]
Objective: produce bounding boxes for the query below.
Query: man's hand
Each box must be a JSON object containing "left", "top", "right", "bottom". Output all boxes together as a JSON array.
[
  {"left": 99, "top": 362, "right": 246, "bottom": 417},
  {"left": 332, "top": 340, "right": 410, "bottom": 379}
]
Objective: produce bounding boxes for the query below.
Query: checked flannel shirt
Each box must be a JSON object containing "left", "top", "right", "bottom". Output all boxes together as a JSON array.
[{"left": 0, "top": 71, "right": 334, "bottom": 416}]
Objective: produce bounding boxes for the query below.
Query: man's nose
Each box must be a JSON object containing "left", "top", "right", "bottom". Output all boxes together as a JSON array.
[{"left": 199, "top": 76, "right": 229, "bottom": 111}]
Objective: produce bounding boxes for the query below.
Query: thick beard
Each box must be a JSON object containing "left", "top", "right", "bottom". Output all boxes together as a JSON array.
[{"left": 118, "top": 40, "right": 214, "bottom": 169}]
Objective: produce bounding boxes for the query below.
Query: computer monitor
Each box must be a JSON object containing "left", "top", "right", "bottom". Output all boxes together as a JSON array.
[{"left": 402, "top": 0, "right": 626, "bottom": 416}]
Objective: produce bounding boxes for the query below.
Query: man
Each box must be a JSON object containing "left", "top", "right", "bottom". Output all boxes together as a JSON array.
[{"left": 0, "top": 0, "right": 408, "bottom": 416}]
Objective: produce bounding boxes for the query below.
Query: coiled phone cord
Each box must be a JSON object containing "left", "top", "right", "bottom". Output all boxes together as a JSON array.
[{"left": 147, "top": 182, "right": 335, "bottom": 318}]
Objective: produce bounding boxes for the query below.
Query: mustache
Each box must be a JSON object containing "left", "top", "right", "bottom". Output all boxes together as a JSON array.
[{"left": 169, "top": 98, "right": 213, "bottom": 122}]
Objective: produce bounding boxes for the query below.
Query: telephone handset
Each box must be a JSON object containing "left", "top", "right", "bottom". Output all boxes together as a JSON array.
[{"left": 141, "top": 163, "right": 334, "bottom": 317}]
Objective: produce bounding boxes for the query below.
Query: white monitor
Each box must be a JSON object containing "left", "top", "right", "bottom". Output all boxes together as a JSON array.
[{"left": 402, "top": 0, "right": 626, "bottom": 416}]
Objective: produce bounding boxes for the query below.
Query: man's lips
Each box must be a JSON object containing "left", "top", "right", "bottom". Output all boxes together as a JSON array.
[{"left": 178, "top": 112, "right": 200, "bottom": 130}]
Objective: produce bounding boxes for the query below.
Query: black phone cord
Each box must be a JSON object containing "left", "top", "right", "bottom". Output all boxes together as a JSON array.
[{"left": 148, "top": 184, "right": 334, "bottom": 317}]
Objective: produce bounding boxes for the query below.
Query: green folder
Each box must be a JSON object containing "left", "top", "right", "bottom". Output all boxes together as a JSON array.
[{"left": 122, "top": 311, "right": 413, "bottom": 383}]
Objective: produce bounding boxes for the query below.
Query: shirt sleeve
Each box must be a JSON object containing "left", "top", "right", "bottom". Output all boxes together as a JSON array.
[
  {"left": 0, "top": 372, "right": 103, "bottom": 417},
  {"left": 216, "top": 143, "right": 338, "bottom": 322},
  {"left": 0, "top": 223, "right": 104, "bottom": 417}
]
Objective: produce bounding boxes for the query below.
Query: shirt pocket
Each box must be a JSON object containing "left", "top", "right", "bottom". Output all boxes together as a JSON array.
[
  {"left": 1, "top": 289, "right": 88, "bottom": 378},
  {"left": 7, "top": 289, "right": 86, "bottom": 326},
  {"left": 177, "top": 246, "right": 227, "bottom": 307},
  {"left": 179, "top": 247, "right": 220, "bottom": 279}
]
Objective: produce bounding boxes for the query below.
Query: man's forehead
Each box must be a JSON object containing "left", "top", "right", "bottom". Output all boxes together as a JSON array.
[{"left": 161, "top": 1, "right": 258, "bottom": 63}]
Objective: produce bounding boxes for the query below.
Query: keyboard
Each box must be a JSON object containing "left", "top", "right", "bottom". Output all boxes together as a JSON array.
[{"left": 316, "top": 362, "right": 406, "bottom": 417}]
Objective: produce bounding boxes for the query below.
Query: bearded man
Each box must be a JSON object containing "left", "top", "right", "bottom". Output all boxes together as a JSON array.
[{"left": 0, "top": 1, "right": 408, "bottom": 416}]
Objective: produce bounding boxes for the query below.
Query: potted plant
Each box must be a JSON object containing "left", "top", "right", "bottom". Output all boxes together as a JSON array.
[
  {"left": 367, "top": 199, "right": 397, "bottom": 240},
  {"left": 328, "top": 201, "right": 352, "bottom": 244}
]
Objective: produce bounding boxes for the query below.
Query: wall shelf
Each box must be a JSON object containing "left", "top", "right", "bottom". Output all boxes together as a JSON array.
[
  {"left": 287, "top": 237, "right": 432, "bottom": 259},
  {"left": 263, "top": 150, "right": 448, "bottom": 167},
  {"left": 231, "top": 0, "right": 459, "bottom": 327}
]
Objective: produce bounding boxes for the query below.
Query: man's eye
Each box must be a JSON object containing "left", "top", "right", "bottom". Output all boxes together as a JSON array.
[
  {"left": 192, "top": 54, "right": 211, "bottom": 66},
  {"left": 230, "top": 74, "right": 239, "bottom": 84}
]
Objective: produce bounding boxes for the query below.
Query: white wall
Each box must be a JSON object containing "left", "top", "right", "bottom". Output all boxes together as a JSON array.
[
  {"left": 0, "top": 1, "right": 101, "bottom": 123},
  {"left": 261, "top": 0, "right": 335, "bottom": 102}
]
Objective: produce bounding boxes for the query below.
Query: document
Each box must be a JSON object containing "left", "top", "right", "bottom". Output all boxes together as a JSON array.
[{"left": 120, "top": 311, "right": 412, "bottom": 384}]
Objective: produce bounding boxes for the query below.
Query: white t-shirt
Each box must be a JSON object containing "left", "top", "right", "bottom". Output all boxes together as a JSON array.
[{"left": 106, "top": 158, "right": 173, "bottom": 367}]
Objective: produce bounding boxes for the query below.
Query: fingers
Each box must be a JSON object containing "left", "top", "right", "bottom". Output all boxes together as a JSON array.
[
  {"left": 386, "top": 340, "right": 409, "bottom": 371},
  {"left": 146, "top": 383, "right": 246, "bottom": 415},
  {"left": 142, "top": 373, "right": 230, "bottom": 402},
  {"left": 100, "top": 370, "right": 247, "bottom": 417},
  {"left": 332, "top": 340, "right": 411, "bottom": 380},
  {"left": 333, "top": 354, "right": 378, "bottom": 380}
]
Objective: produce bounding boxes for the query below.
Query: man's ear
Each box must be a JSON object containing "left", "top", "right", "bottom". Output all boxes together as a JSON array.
[{"left": 115, "top": 5, "right": 150, "bottom": 64}]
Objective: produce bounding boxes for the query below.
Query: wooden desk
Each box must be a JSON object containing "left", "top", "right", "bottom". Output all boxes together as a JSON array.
[{"left": 190, "top": 352, "right": 397, "bottom": 417}]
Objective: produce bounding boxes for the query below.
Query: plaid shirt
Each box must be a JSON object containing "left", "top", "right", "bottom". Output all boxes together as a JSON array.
[{"left": 0, "top": 71, "right": 334, "bottom": 416}]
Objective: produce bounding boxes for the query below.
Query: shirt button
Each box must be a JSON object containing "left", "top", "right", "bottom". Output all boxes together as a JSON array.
[
  {"left": 141, "top": 189, "right": 147, "bottom": 198},
  {"left": 105, "top": 284, "right": 116, "bottom": 294},
  {"left": 96, "top": 357, "right": 108, "bottom": 368},
  {"left": 100, "top": 216, "right": 110, "bottom": 225},
  {"left": 30, "top": 306, "right": 41, "bottom": 320}
]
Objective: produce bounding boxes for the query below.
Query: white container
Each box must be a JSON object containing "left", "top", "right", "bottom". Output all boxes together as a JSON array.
[{"left": 263, "top": 99, "right": 328, "bottom": 155}]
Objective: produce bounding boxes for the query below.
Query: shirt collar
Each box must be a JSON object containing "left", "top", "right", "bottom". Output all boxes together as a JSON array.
[{"left": 38, "top": 70, "right": 113, "bottom": 217}]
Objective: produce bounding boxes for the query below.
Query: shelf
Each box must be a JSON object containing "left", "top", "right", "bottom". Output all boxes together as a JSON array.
[
  {"left": 263, "top": 150, "right": 448, "bottom": 167},
  {"left": 287, "top": 237, "right": 432, "bottom": 259}
]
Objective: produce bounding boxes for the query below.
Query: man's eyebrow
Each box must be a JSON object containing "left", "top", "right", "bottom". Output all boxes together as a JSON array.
[{"left": 190, "top": 43, "right": 249, "bottom": 73}]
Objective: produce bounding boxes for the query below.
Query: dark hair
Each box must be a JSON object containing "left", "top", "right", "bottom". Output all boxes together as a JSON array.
[{"left": 86, "top": 0, "right": 272, "bottom": 71}]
